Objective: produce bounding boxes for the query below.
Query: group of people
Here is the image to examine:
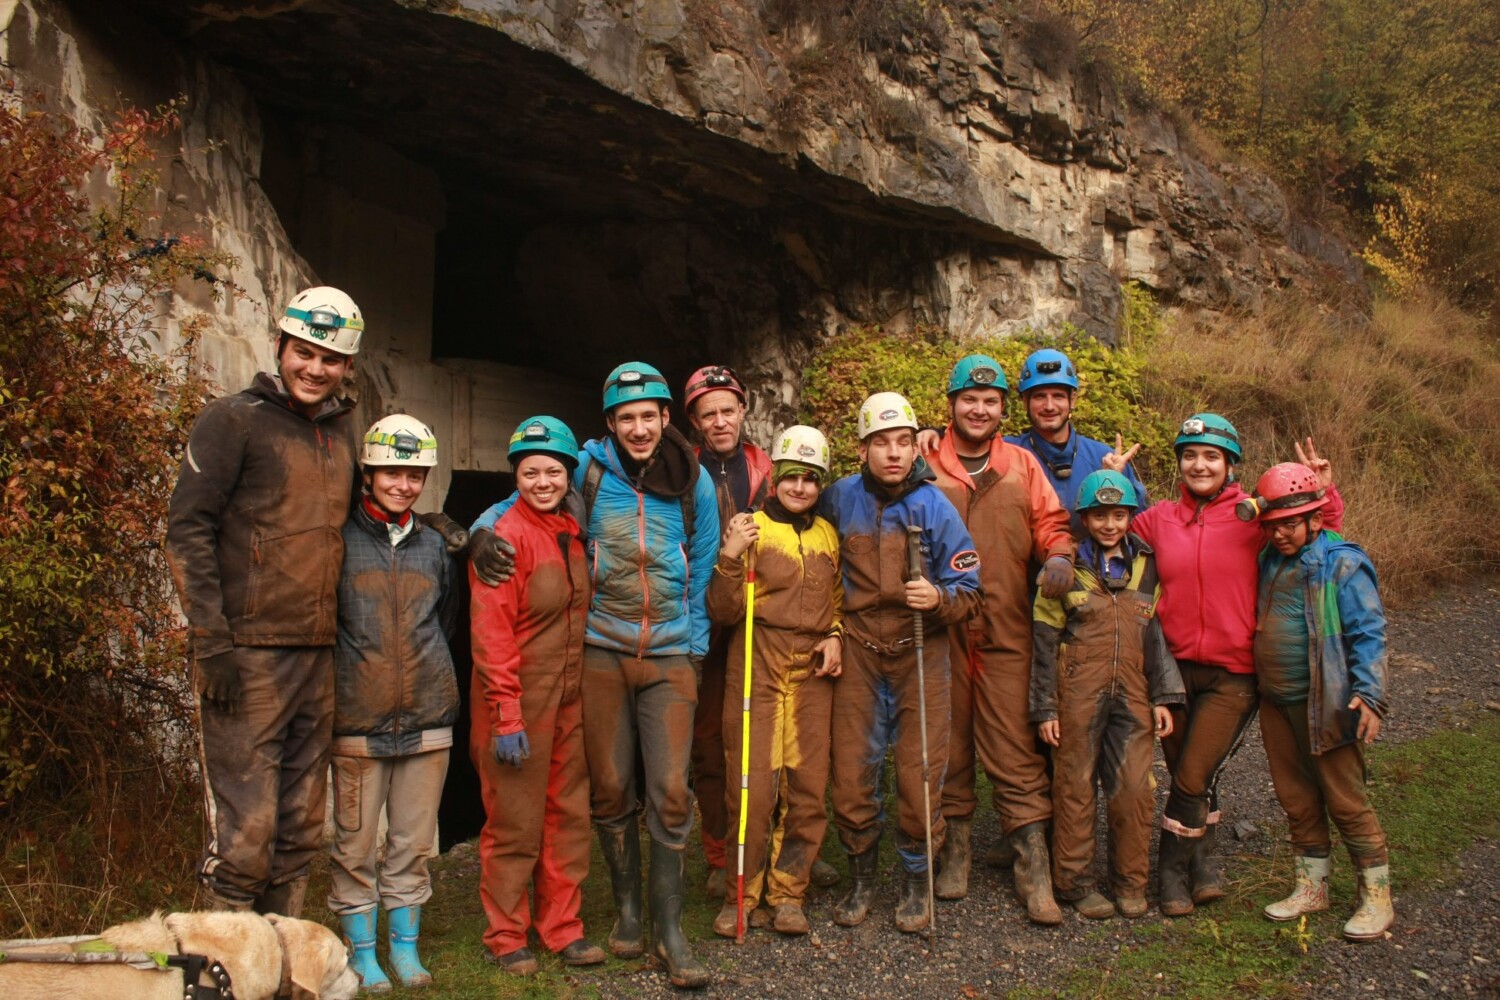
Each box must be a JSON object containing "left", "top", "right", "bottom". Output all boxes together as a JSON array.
[{"left": 165, "top": 285, "right": 1395, "bottom": 995}]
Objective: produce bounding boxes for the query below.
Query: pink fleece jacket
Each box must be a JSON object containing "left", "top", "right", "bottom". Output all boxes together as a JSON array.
[{"left": 1131, "top": 481, "right": 1343, "bottom": 674}]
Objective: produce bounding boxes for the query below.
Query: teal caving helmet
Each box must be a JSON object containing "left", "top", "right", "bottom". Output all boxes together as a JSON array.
[
  {"left": 602, "top": 361, "right": 672, "bottom": 412},
  {"left": 947, "top": 354, "right": 1009, "bottom": 396},
  {"left": 1017, "top": 348, "right": 1079, "bottom": 394},
  {"left": 1075, "top": 469, "right": 1141, "bottom": 513},
  {"left": 507, "top": 415, "right": 580, "bottom": 470},
  {"left": 1173, "top": 412, "right": 1242, "bottom": 462}
]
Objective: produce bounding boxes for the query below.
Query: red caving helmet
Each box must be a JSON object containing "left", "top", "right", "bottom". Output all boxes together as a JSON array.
[
  {"left": 1251, "top": 462, "right": 1329, "bottom": 522},
  {"left": 683, "top": 365, "right": 746, "bottom": 413}
]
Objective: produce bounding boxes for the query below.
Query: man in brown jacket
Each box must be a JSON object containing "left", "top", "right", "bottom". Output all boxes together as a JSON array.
[
  {"left": 924, "top": 354, "right": 1075, "bottom": 925},
  {"left": 166, "top": 286, "right": 364, "bottom": 915}
]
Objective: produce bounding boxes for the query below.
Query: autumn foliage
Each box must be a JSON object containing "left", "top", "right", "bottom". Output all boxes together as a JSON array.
[{"left": 0, "top": 94, "right": 232, "bottom": 931}]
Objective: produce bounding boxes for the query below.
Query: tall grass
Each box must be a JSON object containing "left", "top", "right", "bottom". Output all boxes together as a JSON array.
[{"left": 1141, "top": 292, "right": 1500, "bottom": 602}]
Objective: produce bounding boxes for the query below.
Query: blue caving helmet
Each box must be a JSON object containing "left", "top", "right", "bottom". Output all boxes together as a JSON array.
[
  {"left": 508, "top": 415, "right": 580, "bottom": 469},
  {"left": 947, "top": 354, "right": 1009, "bottom": 396},
  {"left": 1017, "top": 348, "right": 1079, "bottom": 394},
  {"left": 1074, "top": 469, "right": 1141, "bottom": 512},
  {"left": 602, "top": 361, "right": 672, "bottom": 412},
  {"left": 1173, "top": 412, "right": 1242, "bottom": 462}
]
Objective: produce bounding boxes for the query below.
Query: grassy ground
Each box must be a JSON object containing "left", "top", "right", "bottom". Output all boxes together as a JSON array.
[
  {"left": 303, "top": 713, "right": 1500, "bottom": 998},
  {"left": 1016, "top": 713, "right": 1500, "bottom": 999}
]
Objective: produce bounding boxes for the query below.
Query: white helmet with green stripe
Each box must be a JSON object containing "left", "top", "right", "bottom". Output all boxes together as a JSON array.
[{"left": 279, "top": 286, "right": 364, "bottom": 355}]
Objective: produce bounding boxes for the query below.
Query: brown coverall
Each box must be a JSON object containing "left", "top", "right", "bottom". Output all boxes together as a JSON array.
[
  {"left": 1030, "top": 539, "right": 1184, "bottom": 899},
  {"left": 928, "top": 432, "right": 1074, "bottom": 836},
  {"left": 165, "top": 372, "right": 358, "bottom": 908},
  {"left": 707, "top": 501, "right": 842, "bottom": 908}
]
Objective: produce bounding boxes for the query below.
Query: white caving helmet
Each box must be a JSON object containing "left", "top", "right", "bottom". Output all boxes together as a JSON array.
[
  {"left": 857, "top": 391, "right": 919, "bottom": 440},
  {"left": 279, "top": 286, "right": 364, "bottom": 355},
  {"left": 771, "top": 424, "right": 831, "bottom": 475},
  {"left": 361, "top": 413, "right": 438, "bottom": 468}
]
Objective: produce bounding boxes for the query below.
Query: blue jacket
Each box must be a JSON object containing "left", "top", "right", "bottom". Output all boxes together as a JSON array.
[
  {"left": 333, "top": 503, "right": 460, "bottom": 757},
  {"left": 819, "top": 460, "right": 983, "bottom": 650},
  {"left": 1256, "top": 530, "right": 1388, "bottom": 754},
  {"left": 473, "top": 426, "right": 720, "bottom": 658},
  {"left": 1005, "top": 428, "right": 1147, "bottom": 512}
]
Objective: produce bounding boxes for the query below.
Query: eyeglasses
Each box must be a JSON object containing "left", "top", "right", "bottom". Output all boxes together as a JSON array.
[{"left": 1260, "top": 517, "right": 1309, "bottom": 535}]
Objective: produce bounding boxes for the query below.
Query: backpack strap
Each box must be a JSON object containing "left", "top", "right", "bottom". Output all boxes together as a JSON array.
[{"left": 582, "top": 453, "right": 697, "bottom": 547}]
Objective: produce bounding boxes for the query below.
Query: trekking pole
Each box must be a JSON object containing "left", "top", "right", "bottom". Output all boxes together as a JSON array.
[
  {"left": 906, "top": 525, "right": 936, "bottom": 948},
  {"left": 735, "top": 544, "right": 757, "bottom": 944}
]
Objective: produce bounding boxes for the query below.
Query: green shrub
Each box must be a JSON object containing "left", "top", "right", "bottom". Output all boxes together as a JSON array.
[
  {"left": 800, "top": 289, "right": 1176, "bottom": 488},
  {"left": 0, "top": 96, "right": 233, "bottom": 934}
]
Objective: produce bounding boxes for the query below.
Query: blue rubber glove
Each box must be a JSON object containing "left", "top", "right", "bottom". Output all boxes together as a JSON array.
[{"left": 492, "top": 731, "right": 531, "bottom": 769}]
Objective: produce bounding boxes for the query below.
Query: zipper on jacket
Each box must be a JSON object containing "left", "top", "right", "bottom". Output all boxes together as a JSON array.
[
  {"left": 1194, "top": 504, "right": 1206, "bottom": 663},
  {"left": 636, "top": 492, "right": 651, "bottom": 658}
]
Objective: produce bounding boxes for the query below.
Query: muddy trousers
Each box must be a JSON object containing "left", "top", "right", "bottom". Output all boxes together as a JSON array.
[
  {"left": 583, "top": 647, "right": 698, "bottom": 849},
  {"left": 1050, "top": 671, "right": 1155, "bottom": 899},
  {"left": 473, "top": 689, "right": 591, "bottom": 955},
  {"left": 831, "top": 635, "right": 950, "bottom": 872},
  {"left": 1260, "top": 698, "right": 1388, "bottom": 868},
  {"left": 942, "top": 633, "right": 1052, "bottom": 836},
  {"left": 326, "top": 749, "right": 448, "bottom": 915},
  {"left": 1161, "top": 661, "right": 1257, "bottom": 837},
  {"left": 721, "top": 643, "right": 833, "bottom": 908},
  {"left": 691, "top": 629, "right": 732, "bottom": 871},
  {"left": 196, "top": 646, "right": 333, "bottom": 907}
]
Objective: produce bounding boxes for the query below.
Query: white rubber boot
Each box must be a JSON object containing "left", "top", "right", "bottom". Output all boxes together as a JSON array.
[
  {"left": 1343, "top": 864, "right": 1394, "bottom": 941},
  {"left": 1264, "top": 854, "right": 1330, "bottom": 921}
]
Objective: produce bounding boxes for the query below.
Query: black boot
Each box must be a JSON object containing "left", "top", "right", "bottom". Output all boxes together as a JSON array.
[
  {"left": 597, "top": 823, "right": 644, "bottom": 958},
  {"left": 1191, "top": 824, "right": 1227, "bottom": 904},
  {"left": 648, "top": 840, "right": 709, "bottom": 989},
  {"left": 1157, "top": 830, "right": 1195, "bottom": 917},
  {"left": 833, "top": 849, "right": 879, "bottom": 927},
  {"left": 894, "top": 868, "right": 931, "bottom": 934},
  {"left": 254, "top": 875, "right": 308, "bottom": 917}
]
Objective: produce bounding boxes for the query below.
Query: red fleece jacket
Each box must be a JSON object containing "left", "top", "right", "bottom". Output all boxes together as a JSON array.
[{"left": 1130, "top": 481, "right": 1342, "bottom": 674}]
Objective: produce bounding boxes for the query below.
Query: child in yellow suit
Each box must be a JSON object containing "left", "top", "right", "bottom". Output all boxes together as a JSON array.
[{"left": 708, "top": 425, "right": 844, "bottom": 937}]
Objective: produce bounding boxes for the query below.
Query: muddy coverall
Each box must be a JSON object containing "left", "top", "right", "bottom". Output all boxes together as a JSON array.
[
  {"left": 1030, "top": 537, "right": 1184, "bottom": 899},
  {"left": 693, "top": 441, "right": 772, "bottom": 873},
  {"left": 707, "top": 498, "right": 843, "bottom": 907},
  {"left": 928, "top": 432, "right": 1073, "bottom": 837},
  {"left": 470, "top": 498, "right": 591, "bottom": 957},
  {"left": 165, "top": 372, "right": 358, "bottom": 909},
  {"left": 1255, "top": 530, "right": 1389, "bottom": 869},
  {"left": 328, "top": 500, "right": 459, "bottom": 916},
  {"left": 821, "top": 462, "right": 982, "bottom": 872}
]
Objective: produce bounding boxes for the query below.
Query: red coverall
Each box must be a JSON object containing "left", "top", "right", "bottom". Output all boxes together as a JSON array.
[{"left": 470, "top": 499, "right": 590, "bottom": 957}]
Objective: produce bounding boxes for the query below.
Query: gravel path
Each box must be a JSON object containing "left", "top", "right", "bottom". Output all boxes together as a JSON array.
[{"left": 588, "top": 582, "right": 1500, "bottom": 999}]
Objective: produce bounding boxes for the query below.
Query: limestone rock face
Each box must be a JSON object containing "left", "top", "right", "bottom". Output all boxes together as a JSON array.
[{"left": 6, "top": 0, "right": 1358, "bottom": 474}]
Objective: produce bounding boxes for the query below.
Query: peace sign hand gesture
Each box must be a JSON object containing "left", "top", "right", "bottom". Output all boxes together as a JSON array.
[
  {"left": 1294, "top": 437, "right": 1334, "bottom": 489},
  {"left": 1100, "top": 433, "right": 1141, "bottom": 474}
]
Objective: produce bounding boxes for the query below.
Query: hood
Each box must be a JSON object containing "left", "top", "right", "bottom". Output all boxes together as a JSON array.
[
  {"left": 250, "top": 371, "right": 355, "bottom": 423},
  {"left": 860, "top": 453, "right": 936, "bottom": 502},
  {"left": 585, "top": 423, "right": 700, "bottom": 500}
]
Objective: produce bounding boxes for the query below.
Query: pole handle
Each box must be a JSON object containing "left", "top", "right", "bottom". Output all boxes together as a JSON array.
[{"left": 906, "top": 524, "right": 924, "bottom": 581}]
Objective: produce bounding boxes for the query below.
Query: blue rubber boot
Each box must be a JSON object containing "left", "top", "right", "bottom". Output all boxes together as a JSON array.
[
  {"left": 338, "top": 911, "right": 391, "bottom": 994},
  {"left": 387, "top": 905, "right": 433, "bottom": 987}
]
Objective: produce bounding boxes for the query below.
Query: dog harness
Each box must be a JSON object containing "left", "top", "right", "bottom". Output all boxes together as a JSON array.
[{"left": 0, "top": 934, "right": 236, "bottom": 1000}]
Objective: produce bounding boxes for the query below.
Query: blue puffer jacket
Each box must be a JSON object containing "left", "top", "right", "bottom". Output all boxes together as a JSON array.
[
  {"left": 819, "top": 459, "right": 983, "bottom": 649},
  {"left": 333, "top": 502, "right": 460, "bottom": 757},
  {"left": 1005, "top": 429, "right": 1148, "bottom": 512},
  {"left": 473, "top": 425, "right": 720, "bottom": 658},
  {"left": 1256, "top": 530, "right": 1388, "bottom": 754}
]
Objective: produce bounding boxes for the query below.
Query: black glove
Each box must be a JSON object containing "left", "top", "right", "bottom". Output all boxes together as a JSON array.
[
  {"left": 492, "top": 731, "right": 531, "bottom": 769},
  {"left": 417, "top": 511, "right": 469, "bottom": 554},
  {"left": 1036, "top": 555, "right": 1074, "bottom": 600},
  {"left": 467, "top": 527, "right": 517, "bottom": 586},
  {"left": 196, "top": 651, "right": 242, "bottom": 713}
]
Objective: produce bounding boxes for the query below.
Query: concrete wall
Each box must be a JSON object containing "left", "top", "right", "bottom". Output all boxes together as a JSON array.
[{"left": 0, "top": 0, "right": 595, "bottom": 512}]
